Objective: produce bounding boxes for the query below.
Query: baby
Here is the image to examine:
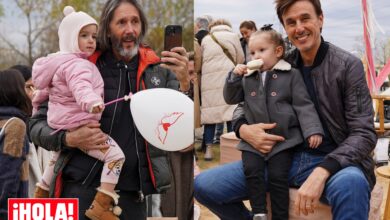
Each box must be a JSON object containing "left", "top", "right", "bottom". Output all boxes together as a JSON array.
[{"left": 32, "top": 6, "right": 124, "bottom": 220}]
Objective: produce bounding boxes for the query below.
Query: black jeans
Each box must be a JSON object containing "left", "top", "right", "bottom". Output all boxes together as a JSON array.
[
  {"left": 61, "top": 181, "right": 147, "bottom": 220},
  {"left": 242, "top": 149, "right": 293, "bottom": 220}
]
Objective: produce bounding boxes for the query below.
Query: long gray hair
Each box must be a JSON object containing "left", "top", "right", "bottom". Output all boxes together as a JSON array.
[{"left": 97, "top": 0, "right": 148, "bottom": 52}]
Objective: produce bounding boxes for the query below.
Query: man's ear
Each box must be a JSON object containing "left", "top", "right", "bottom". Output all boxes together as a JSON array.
[
  {"left": 318, "top": 14, "right": 324, "bottom": 33},
  {"left": 275, "top": 45, "right": 284, "bottom": 58}
]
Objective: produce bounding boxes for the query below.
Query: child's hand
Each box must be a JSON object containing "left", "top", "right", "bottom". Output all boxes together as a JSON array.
[
  {"left": 91, "top": 104, "right": 104, "bottom": 114},
  {"left": 308, "top": 134, "right": 322, "bottom": 148},
  {"left": 233, "top": 64, "right": 247, "bottom": 76}
]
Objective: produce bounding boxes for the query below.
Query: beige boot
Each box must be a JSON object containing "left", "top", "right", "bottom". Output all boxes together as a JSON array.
[
  {"left": 34, "top": 184, "right": 49, "bottom": 198},
  {"left": 204, "top": 145, "right": 213, "bottom": 161},
  {"left": 85, "top": 188, "right": 121, "bottom": 220}
]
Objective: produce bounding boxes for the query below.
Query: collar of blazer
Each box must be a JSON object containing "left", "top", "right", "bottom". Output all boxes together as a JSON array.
[{"left": 245, "top": 59, "right": 291, "bottom": 77}]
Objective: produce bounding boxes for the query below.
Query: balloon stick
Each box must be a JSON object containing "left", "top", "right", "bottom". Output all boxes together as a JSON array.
[{"left": 104, "top": 92, "right": 133, "bottom": 106}]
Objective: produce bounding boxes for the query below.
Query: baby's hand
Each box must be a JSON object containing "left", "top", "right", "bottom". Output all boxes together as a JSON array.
[
  {"left": 308, "top": 134, "right": 322, "bottom": 148},
  {"left": 233, "top": 64, "right": 247, "bottom": 76},
  {"left": 91, "top": 104, "right": 104, "bottom": 114}
]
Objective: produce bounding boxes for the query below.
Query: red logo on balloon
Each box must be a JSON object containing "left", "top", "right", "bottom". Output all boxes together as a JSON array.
[{"left": 156, "top": 112, "right": 184, "bottom": 144}]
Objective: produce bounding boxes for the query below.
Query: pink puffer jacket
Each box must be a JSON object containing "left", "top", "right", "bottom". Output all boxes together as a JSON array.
[{"left": 32, "top": 52, "right": 104, "bottom": 130}]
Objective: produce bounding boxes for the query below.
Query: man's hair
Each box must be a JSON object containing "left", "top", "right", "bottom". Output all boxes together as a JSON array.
[
  {"left": 239, "top": 20, "right": 257, "bottom": 31},
  {"left": 0, "top": 69, "right": 32, "bottom": 115},
  {"left": 275, "top": 0, "right": 323, "bottom": 25},
  {"left": 209, "top": 19, "right": 232, "bottom": 30},
  {"left": 195, "top": 17, "right": 209, "bottom": 31},
  {"left": 97, "top": 0, "right": 148, "bottom": 52}
]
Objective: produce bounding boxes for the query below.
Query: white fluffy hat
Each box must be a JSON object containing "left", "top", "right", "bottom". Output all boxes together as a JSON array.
[{"left": 58, "top": 6, "right": 98, "bottom": 53}]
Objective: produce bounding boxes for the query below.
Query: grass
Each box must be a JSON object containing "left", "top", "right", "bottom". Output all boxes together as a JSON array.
[{"left": 195, "top": 142, "right": 221, "bottom": 170}]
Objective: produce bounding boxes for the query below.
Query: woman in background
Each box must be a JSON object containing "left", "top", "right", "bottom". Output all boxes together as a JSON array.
[
  {"left": 0, "top": 69, "right": 32, "bottom": 219},
  {"left": 10, "top": 64, "right": 52, "bottom": 198},
  {"left": 239, "top": 20, "right": 257, "bottom": 63},
  {"left": 200, "top": 18, "right": 244, "bottom": 161}
]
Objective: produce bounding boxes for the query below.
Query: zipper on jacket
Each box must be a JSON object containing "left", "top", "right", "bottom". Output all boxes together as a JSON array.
[
  {"left": 108, "top": 68, "right": 123, "bottom": 135},
  {"left": 127, "top": 69, "right": 144, "bottom": 202},
  {"left": 82, "top": 161, "right": 100, "bottom": 185},
  {"left": 356, "top": 87, "right": 362, "bottom": 114},
  {"left": 82, "top": 66, "right": 124, "bottom": 185},
  {"left": 311, "top": 73, "right": 339, "bottom": 143}
]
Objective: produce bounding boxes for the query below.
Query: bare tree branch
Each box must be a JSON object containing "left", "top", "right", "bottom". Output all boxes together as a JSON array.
[
  {"left": 0, "top": 34, "right": 29, "bottom": 61},
  {"left": 31, "top": 20, "right": 58, "bottom": 44}
]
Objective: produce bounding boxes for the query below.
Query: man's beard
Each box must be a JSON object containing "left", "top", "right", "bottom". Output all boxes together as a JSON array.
[{"left": 111, "top": 34, "right": 142, "bottom": 60}]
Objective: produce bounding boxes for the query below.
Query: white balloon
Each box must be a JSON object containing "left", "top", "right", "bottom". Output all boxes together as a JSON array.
[{"left": 130, "top": 88, "right": 194, "bottom": 151}]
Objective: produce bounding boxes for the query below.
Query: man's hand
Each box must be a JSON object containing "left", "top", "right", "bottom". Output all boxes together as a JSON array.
[
  {"left": 294, "top": 167, "right": 330, "bottom": 216},
  {"left": 239, "top": 123, "right": 285, "bottom": 153},
  {"left": 64, "top": 122, "right": 109, "bottom": 150},
  {"left": 160, "top": 47, "right": 190, "bottom": 92}
]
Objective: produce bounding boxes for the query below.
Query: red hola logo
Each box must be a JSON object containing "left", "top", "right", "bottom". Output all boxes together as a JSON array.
[{"left": 8, "top": 198, "right": 78, "bottom": 220}]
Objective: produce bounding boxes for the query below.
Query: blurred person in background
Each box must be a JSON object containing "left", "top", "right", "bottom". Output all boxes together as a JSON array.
[
  {"left": 194, "top": 16, "right": 212, "bottom": 152},
  {"left": 10, "top": 64, "right": 52, "bottom": 198},
  {"left": 239, "top": 20, "right": 257, "bottom": 64},
  {"left": 195, "top": 16, "right": 211, "bottom": 45},
  {"left": 200, "top": 18, "right": 244, "bottom": 161},
  {"left": 10, "top": 65, "right": 35, "bottom": 100},
  {"left": 0, "top": 69, "right": 32, "bottom": 219},
  {"left": 212, "top": 20, "right": 257, "bottom": 146}
]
